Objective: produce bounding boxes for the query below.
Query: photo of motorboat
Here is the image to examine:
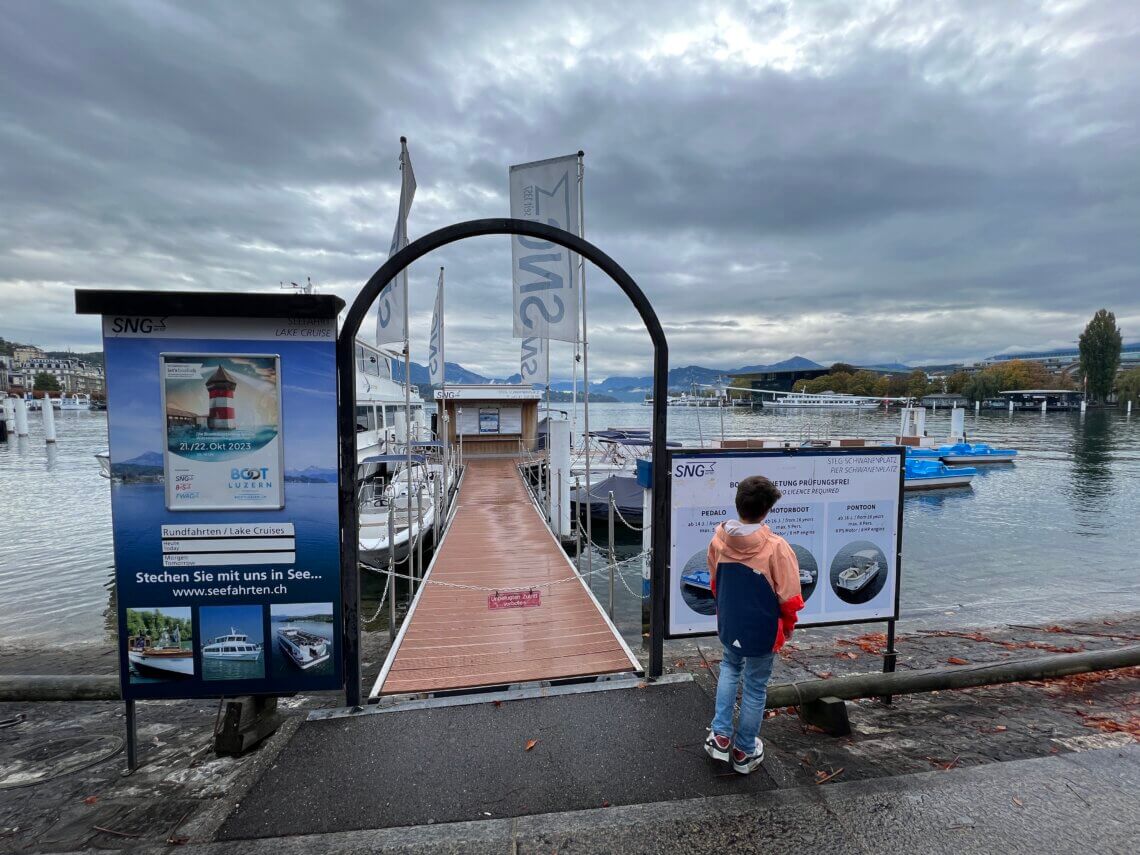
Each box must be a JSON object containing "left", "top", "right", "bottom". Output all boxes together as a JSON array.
[
  {"left": 788, "top": 543, "right": 819, "bottom": 602},
  {"left": 127, "top": 646, "right": 194, "bottom": 678},
  {"left": 678, "top": 548, "right": 717, "bottom": 616},
  {"left": 125, "top": 606, "right": 194, "bottom": 683},
  {"left": 681, "top": 568, "right": 711, "bottom": 592},
  {"left": 276, "top": 627, "right": 330, "bottom": 670}
]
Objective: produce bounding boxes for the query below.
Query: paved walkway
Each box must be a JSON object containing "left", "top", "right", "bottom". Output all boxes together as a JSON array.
[
  {"left": 207, "top": 741, "right": 1140, "bottom": 854},
  {"left": 371, "top": 458, "right": 638, "bottom": 696}
]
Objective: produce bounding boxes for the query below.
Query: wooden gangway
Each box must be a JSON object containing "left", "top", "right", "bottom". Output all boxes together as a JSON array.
[{"left": 371, "top": 458, "right": 641, "bottom": 697}]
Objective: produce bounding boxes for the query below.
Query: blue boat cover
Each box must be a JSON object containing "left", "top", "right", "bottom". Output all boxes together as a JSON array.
[{"left": 572, "top": 474, "right": 644, "bottom": 514}]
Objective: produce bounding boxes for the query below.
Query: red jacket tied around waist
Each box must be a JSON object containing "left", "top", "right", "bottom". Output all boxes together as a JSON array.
[{"left": 707, "top": 522, "right": 805, "bottom": 655}]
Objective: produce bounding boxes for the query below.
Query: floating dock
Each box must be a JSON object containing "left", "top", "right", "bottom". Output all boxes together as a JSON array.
[{"left": 370, "top": 458, "right": 640, "bottom": 697}]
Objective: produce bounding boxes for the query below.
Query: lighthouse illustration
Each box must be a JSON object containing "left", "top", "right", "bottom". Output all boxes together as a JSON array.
[{"left": 205, "top": 365, "right": 238, "bottom": 430}]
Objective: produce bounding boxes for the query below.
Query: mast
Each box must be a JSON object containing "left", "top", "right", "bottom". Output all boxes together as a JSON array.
[
  {"left": 400, "top": 142, "right": 415, "bottom": 582},
  {"left": 439, "top": 266, "right": 450, "bottom": 518}
]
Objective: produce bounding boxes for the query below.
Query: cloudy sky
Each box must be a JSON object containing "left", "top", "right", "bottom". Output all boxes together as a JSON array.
[{"left": 2, "top": 0, "right": 1137, "bottom": 379}]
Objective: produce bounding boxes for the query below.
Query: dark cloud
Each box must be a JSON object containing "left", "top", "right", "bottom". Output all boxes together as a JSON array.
[{"left": 1, "top": 0, "right": 1137, "bottom": 377}]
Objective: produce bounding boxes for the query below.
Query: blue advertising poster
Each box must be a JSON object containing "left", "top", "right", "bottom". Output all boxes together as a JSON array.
[{"left": 101, "top": 315, "right": 342, "bottom": 699}]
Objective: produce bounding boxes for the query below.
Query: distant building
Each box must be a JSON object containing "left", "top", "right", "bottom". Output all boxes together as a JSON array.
[
  {"left": 15, "top": 355, "right": 105, "bottom": 395},
  {"left": 0, "top": 355, "right": 10, "bottom": 393},
  {"left": 980, "top": 342, "right": 1140, "bottom": 376},
  {"left": 921, "top": 393, "right": 969, "bottom": 408},
  {"left": 989, "top": 390, "right": 1084, "bottom": 411},
  {"left": 728, "top": 366, "right": 832, "bottom": 394}
]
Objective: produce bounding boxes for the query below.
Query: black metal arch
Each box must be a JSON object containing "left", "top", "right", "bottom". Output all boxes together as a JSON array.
[{"left": 336, "top": 217, "right": 669, "bottom": 705}]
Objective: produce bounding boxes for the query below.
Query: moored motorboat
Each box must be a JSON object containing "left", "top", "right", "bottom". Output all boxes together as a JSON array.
[{"left": 904, "top": 458, "right": 977, "bottom": 490}]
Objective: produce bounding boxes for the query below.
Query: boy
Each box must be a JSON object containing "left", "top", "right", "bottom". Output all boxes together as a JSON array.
[{"left": 704, "top": 475, "right": 804, "bottom": 774}]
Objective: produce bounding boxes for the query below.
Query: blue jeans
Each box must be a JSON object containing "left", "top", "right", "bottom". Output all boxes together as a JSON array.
[{"left": 711, "top": 646, "right": 775, "bottom": 753}]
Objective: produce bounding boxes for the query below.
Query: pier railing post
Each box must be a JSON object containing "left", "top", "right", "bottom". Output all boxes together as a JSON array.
[
  {"left": 433, "top": 474, "right": 442, "bottom": 547},
  {"left": 415, "top": 486, "right": 424, "bottom": 584},
  {"left": 608, "top": 491, "right": 616, "bottom": 620},
  {"left": 574, "top": 477, "right": 582, "bottom": 564},
  {"left": 388, "top": 509, "right": 397, "bottom": 642}
]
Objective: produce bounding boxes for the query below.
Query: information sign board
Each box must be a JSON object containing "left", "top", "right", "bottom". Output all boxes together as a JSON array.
[
  {"left": 668, "top": 448, "right": 904, "bottom": 638},
  {"left": 87, "top": 301, "right": 344, "bottom": 700}
]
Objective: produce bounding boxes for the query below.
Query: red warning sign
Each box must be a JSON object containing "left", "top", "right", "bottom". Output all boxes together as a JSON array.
[{"left": 488, "top": 590, "right": 541, "bottom": 610}]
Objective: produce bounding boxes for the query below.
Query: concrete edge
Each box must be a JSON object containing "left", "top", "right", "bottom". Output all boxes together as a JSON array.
[
  {"left": 310, "top": 672, "right": 694, "bottom": 721},
  {"left": 178, "top": 714, "right": 305, "bottom": 844}
]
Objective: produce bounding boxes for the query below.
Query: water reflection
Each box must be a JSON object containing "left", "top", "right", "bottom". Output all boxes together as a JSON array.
[{"left": 1068, "top": 410, "right": 1114, "bottom": 514}]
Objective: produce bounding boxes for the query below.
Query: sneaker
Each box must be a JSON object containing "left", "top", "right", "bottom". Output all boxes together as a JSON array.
[
  {"left": 704, "top": 731, "right": 731, "bottom": 762},
  {"left": 731, "top": 738, "right": 765, "bottom": 774}
]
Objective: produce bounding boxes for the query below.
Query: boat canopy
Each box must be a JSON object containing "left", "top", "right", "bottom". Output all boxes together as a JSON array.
[
  {"left": 572, "top": 474, "right": 644, "bottom": 511},
  {"left": 361, "top": 454, "right": 427, "bottom": 465},
  {"left": 853, "top": 549, "right": 880, "bottom": 560}
]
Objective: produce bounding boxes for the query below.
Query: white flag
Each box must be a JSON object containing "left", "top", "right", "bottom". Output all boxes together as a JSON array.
[
  {"left": 427, "top": 269, "right": 445, "bottom": 386},
  {"left": 376, "top": 138, "right": 416, "bottom": 346},
  {"left": 509, "top": 154, "right": 579, "bottom": 342},
  {"left": 520, "top": 336, "right": 548, "bottom": 387}
]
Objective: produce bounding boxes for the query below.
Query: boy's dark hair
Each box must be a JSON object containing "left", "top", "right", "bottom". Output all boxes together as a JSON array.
[{"left": 735, "top": 475, "right": 781, "bottom": 522}]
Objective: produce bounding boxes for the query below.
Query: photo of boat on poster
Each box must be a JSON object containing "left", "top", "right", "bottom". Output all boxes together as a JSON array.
[{"left": 160, "top": 353, "right": 284, "bottom": 511}]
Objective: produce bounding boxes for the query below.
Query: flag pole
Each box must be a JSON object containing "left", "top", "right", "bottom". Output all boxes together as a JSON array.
[
  {"left": 578, "top": 150, "right": 592, "bottom": 577},
  {"left": 439, "top": 266, "right": 450, "bottom": 518},
  {"left": 400, "top": 138, "right": 415, "bottom": 587}
]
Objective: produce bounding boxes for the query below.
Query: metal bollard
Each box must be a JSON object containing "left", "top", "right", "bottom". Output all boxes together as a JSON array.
[
  {"left": 388, "top": 507, "right": 397, "bottom": 641},
  {"left": 607, "top": 491, "right": 616, "bottom": 620}
]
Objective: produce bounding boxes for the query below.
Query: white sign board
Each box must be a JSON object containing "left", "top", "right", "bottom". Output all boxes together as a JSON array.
[{"left": 668, "top": 449, "right": 903, "bottom": 637}]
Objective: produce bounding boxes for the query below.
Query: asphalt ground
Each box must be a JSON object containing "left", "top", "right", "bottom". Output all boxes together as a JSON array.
[
  {"left": 217, "top": 679, "right": 776, "bottom": 838},
  {"left": 155, "top": 745, "right": 1140, "bottom": 854}
]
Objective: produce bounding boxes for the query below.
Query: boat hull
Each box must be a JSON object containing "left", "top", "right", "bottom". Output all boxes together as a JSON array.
[
  {"left": 276, "top": 635, "right": 330, "bottom": 670},
  {"left": 128, "top": 650, "right": 194, "bottom": 677},
  {"left": 201, "top": 650, "right": 262, "bottom": 661},
  {"left": 905, "top": 475, "right": 974, "bottom": 490}
]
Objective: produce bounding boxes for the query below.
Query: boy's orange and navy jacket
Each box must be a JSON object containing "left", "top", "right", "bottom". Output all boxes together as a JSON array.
[{"left": 707, "top": 522, "right": 804, "bottom": 656}]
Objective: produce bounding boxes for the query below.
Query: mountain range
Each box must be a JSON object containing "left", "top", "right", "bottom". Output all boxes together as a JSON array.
[{"left": 389, "top": 355, "right": 908, "bottom": 402}]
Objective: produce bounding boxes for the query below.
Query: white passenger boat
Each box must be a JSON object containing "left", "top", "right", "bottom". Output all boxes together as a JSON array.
[
  {"left": 762, "top": 391, "right": 882, "bottom": 410},
  {"left": 837, "top": 551, "right": 882, "bottom": 591},
  {"left": 276, "top": 627, "right": 330, "bottom": 670},
  {"left": 59, "top": 394, "right": 92, "bottom": 411},
  {"left": 201, "top": 628, "right": 263, "bottom": 660}
]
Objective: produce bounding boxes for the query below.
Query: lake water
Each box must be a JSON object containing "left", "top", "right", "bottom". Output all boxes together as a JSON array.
[{"left": 2, "top": 404, "right": 1138, "bottom": 646}]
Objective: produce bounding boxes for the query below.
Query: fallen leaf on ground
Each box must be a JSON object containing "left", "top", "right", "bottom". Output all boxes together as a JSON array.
[
  {"left": 525, "top": 739, "right": 538, "bottom": 751},
  {"left": 1012, "top": 797, "right": 1024, "bottom": 807},
  {"left": 636, "top": 681, "right": 647, "bottom": 689},
  {"left": 814, "top": 767, "right": 844, "bottom": 784},
  {"left": 674, "top": 660, "right": 685, "bottom": 667},
  {"left": 492, "top": 700, "right": 502, "bottom": 708},
  {"left": 993, "top": 725, "right": 1008, "bottom": 732},
  {"left": 947, "top": 657, "right": 969, "bottom": 665},
  {"left": 83, "top": 796, "right": 98, "bottom": 806}
]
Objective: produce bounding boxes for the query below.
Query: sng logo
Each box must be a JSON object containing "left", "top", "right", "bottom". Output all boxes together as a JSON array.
[
  {"left": 231, "top": 467, "right": 270, "bottom": 481},
  {"left": 674, "top": 462, "right": 716, "bottom": 478}
]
